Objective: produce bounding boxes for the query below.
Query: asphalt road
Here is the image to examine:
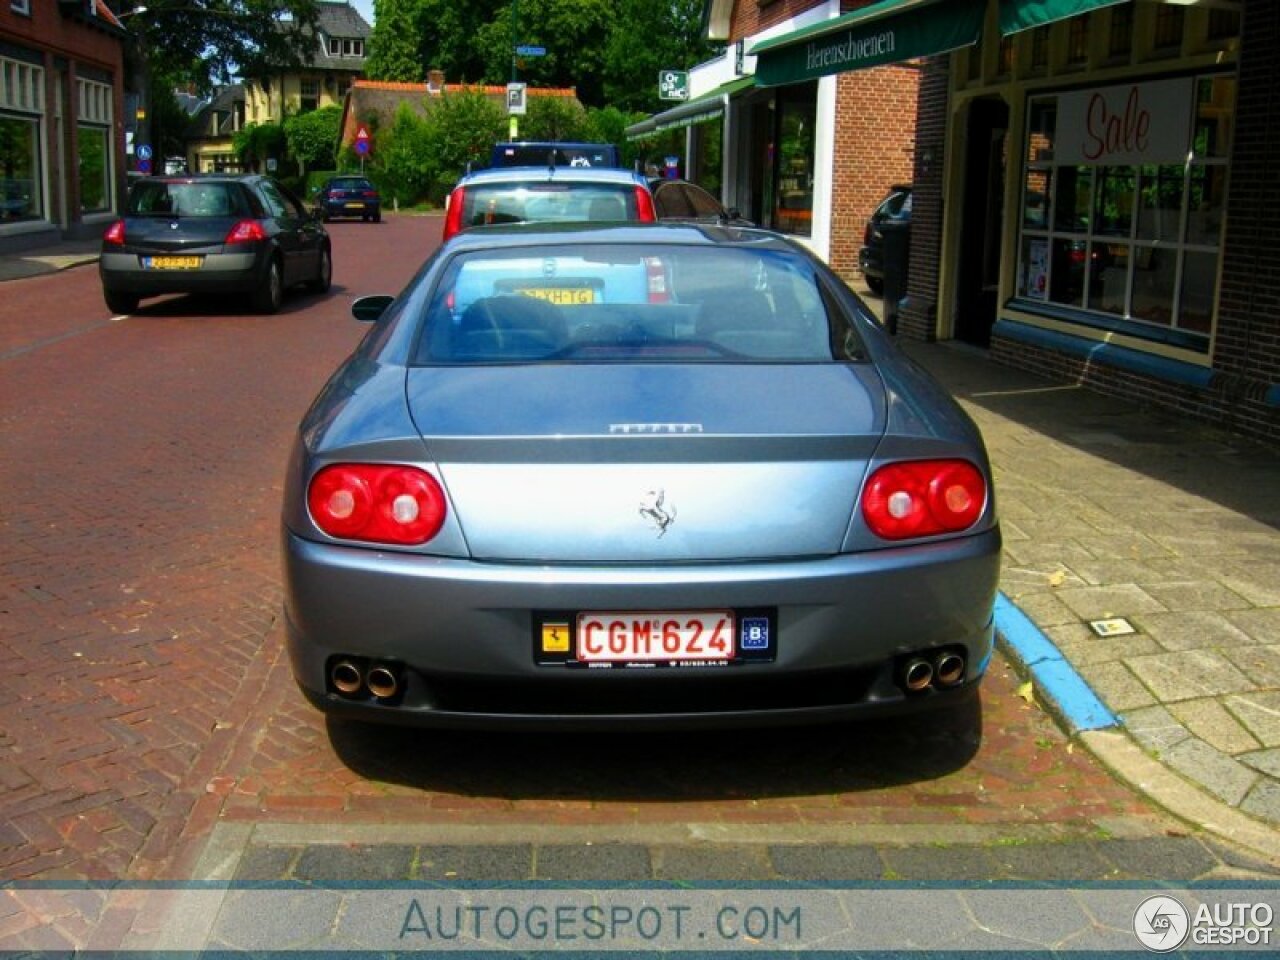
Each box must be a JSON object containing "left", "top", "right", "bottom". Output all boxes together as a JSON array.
[{"left": 0, "top": 214, "right": 1198, "bottom": 882}]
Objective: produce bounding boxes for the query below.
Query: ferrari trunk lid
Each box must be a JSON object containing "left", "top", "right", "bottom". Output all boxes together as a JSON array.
[{"left": 406, "top": 364, "right": 885, "bottom": 563}]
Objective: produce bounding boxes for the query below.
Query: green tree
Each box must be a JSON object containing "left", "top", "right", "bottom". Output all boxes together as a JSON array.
[
  {"left": 372, "top": 103, "right": 435, "bottom": 205},
  {"left": 521, "top": 95, "right": 588, "bottom": 142},
  {"left": 603, "top": 0, "right": 723, "bottom": 112},
  {"left": 116, "top": 1, "right": 322, "bottom": 94},
  {"left": 420, "top": 88, "right": 507, "bottom": 191},
  {"left": 233, "top": 122, "right": 286, "bottom": 173},
  {"left": 365, "top": 0, "right": 426, "bottom": 82},
  {"left": 284, "top": 105, "right": 342, "bottom": 173},
  {"left": 474, "top": 0, "right": 613, "bottom": 106}
]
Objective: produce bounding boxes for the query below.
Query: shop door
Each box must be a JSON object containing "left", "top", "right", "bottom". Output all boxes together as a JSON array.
[
  {"left": 748, "top": 100, "right": 774, "bottom": 228},
  {"left": 955, "top": 98, "right": 1008, "bottom": 347}
]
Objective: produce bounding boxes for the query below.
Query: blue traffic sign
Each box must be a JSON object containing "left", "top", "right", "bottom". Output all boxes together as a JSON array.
[
  {"left": 354, "top": 139, "right": 369, "bottom": 156},
  {"left": 515, "top": 45, "right": 546, "bottom": 56},
  {"left": 136, "top": 144, "right": 153, "bottom": 160}
]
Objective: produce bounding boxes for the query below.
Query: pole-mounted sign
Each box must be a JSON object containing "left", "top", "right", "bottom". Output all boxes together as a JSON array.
[{"left": 506, "top": 82, "right": 527, "bottom": 116}]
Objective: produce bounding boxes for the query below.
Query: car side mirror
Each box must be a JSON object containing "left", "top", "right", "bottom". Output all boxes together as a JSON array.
[{"left": 352, "top": 294, "right": 394, "bottom": 324}]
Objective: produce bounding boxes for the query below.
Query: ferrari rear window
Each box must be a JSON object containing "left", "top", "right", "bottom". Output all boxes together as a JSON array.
[
  {"left": 128, "top": 181, "right": 251, "bottom": 218},
  {"left": 414, "top": 243, "right": 865, "bottom": 365},
  {"left": 460, "top": 182, "right": 639, "bottom": 229}
]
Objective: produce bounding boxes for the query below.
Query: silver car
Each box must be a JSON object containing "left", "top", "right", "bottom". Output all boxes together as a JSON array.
[{"left": 282, "top": 223, "right": 1000, "bottom": 729}]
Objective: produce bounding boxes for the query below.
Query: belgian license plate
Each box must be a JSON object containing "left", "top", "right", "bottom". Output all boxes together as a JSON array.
[
  {"left": 144, "top": 256, "right": 202, "bottom": 270},
  {"left": 576, "top": 611, "right": 734, "bottom": 664},
  {"left": 517, "top": 286, "right": 595, "bottom": 305},
  {"left": 345, "top": 202, "right": 365, "bottom": 209}
]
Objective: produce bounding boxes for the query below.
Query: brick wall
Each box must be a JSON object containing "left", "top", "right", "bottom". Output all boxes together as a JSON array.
[
  {"left": 898, "top": 55, "right": 950, "bottom": 342},
  {"left": 828, "top": 65, "right": 919, "bottom": 282}
]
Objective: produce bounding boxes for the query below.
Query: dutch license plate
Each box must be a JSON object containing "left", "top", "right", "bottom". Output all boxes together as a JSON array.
[
  {"left": 345, "top": 202, "right": 365, "bottom": 209},
  {"left": 145, "top": 256, "right": 202, "bottom": 270},
  {"left": 517, "top": 286, "right": 595, "bottom": 306},
  {"left": 575, "top": 611, "right": 734, "bottom": 663}
]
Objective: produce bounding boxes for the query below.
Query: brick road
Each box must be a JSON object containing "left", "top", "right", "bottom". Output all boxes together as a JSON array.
[{"left": 1, "top": 215, "right": 1169, "bottom": 882}]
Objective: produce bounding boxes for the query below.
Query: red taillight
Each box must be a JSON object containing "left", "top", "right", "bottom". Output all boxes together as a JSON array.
[
  {"left": 634, "top": 185, "right": 656, "bottom": 222},
  {"left": 863, "top": 222, "right": 873, "bottom": 245},
  {"left": 307, "top": 464, "right": 447, "bottom": 546},
  {"left": 363, "top": 190, "right": 377, "bottom": 199},
  {"left": 644, "top": 256, "right": 670, "bottom": 304},
  {"left": 328, "top": 189, "right": 342, "bottom": 199},
  {"left": 225, "top": 220, "right": 267, "bottom": 244},
  {"left": 104, "top": 219, "right": 126, "bottom": 245},
  {"left": 442, "top": 186, "right": 465, "bottom": 240},
  {"left": 861, "top": 460, "right": 986, "bottom": 540}
]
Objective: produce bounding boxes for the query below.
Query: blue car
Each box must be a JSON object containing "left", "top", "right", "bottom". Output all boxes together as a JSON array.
[
  {"left": 282, "top": 223, "right": 1000, "bottom": 729},
  {"left": 314, "top": 176, "right": 381, "bottom": 223}
]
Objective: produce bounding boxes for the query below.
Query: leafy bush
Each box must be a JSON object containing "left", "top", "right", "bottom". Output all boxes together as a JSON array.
[{"left": 284, "top": 106, "right": 343, "bottom": 173}]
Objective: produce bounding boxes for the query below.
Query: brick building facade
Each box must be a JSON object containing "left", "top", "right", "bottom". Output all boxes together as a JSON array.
[{"left": 0, "top": 0, "right": 127, "bottom": 253}]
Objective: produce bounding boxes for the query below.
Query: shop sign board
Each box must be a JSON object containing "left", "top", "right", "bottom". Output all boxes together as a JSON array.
[{"left": 1056, "top": 77, "right": 1195, "bottom": 166}]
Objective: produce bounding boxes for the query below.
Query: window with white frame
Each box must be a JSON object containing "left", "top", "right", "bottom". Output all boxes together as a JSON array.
[
  {"left": 1015, "top": 73, "right": 1234, "bottom": 345},
  {"left": 77, "top": 77, "right": 113, "bottom": 214},
  {"left": 0, "top": 55, "right": 45, "bottom": 222},
  {"left": 342, "top": 39, "right": 364, "bottom": 58},
  {"left": 10, "top": 0, "right": 32, "bottom": 16},
  {"left": 327, "top": 37, "right": 342, "bottom": 57}
]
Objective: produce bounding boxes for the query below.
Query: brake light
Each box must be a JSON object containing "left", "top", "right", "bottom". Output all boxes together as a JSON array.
[
  {"left": 645, "top": 257, "right": 670, "bottom": 304},
  {"left": 861, "top": 460, "right": 986, "bottom": 540},
  {"left": 328, "top": 189, "right": 342, "bottom": 199},
  {"left": 634, "top": 186, "right": 656, "bottom": 222},
  {"left": 225, "top": 220, "right": 267, "bottom": 244},
  {"left": 307, "top": 464, "right": 447, "bottom": 546},
  {"left": 863, "top": 222, "right": 873, "bottom": 245},
  {"left": 104, "top": 219, "right": 126, "bottom": 245},
  {"left": 363, "top": 190, "right": 378, "bottom": 199},
  {"left": 442, "top": 186, "right": 465, "bottom": 240}
]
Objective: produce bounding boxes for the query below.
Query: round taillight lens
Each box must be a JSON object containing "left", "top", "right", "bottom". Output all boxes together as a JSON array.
[
  {"left": 862, "top": 460, "right": 986, "bottom": 540},
  {"left": 307, "top": 464, "right": 446, "bottom": 545}
]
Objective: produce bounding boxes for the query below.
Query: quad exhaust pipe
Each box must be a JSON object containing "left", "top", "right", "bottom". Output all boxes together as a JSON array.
[
  {"left": 329, "top": 659, "right": 401, "bottom": 700},
  {"left": 901, "top": 650, "right": 966, "bottom": 693}
]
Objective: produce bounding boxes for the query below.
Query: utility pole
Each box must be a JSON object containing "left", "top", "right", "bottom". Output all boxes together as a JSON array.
[{"left": 508, "top": 0, "right": 520, "bottom": 137}]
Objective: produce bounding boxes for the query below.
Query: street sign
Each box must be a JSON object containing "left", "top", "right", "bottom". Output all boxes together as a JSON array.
[
  {"left": 354, "top": 125, "right": 372, "bottom": 156},
  {"left": 659, "top": 70, "right": 689, "bottom": 101},
  {"left": 136, "top": 143, "right": 153, "bottom": 161},
  {"left": 515, "top": 45, "right": 546, "bottom": 57},
  {"left": 506, "top": 82, "right": 527, "bottom": 116},
  {"left": 136, "top": 157, "right": 152, "bottom": 175}
]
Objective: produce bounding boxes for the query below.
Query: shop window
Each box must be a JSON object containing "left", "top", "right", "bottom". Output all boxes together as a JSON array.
[
  {"left": 1014, "top": 76, "right": 1233, "bottom": 345},
  {"left": 0, "top": 114, "right": 42, "bottom": 221},
  {"left": 78, "top": 125, "right": 110, "bottom": 213},
  {"left": 1108, "top": 5, "right": 1133, "bottom": 60},
  {"left": 690, "top": 120, "right": 722, "bottom": 197},
  {"left": 772, "top": 87, "right": 815, "bottom": 238},
  {"left": 1153, "top": 7, "right": 1184, "bottom": 52}
]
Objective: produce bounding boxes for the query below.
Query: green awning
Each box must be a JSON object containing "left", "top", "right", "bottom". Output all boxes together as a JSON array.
[
  {"left": 999, "top": 0, "right": 1129, "bottom": 37},
  {"left": 750, "top": 0, "right": 985, "bottom": 88},
  {"left": 624, "top": 76, "right": 755, "bottom": 142}
]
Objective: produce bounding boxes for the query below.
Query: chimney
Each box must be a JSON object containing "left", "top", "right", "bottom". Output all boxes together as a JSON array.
[{"left": 427, "top": 70, "right": 444, "bottom": 94}]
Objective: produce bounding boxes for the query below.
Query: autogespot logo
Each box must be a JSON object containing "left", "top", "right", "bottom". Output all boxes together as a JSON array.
[{"left": 1134, "top": 895, "right": 1191, "bottom": 952}]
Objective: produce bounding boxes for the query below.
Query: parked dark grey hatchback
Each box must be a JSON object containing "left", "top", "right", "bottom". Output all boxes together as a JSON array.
[{"left": 99, "top": 174, "right": 332, "bottom": 314}]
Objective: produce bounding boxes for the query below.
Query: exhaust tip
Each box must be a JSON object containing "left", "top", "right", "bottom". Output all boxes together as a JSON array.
[
  {"left": 935, "top": 652, "right": 965, "bottom": 687},
  {"left": 331, "top": 660, "right": 363, "bottom": 695},
  {"left": 903, "top": 658, "right": 933, "bottom": 693},
  {"left": 366, "top": 665, "right": 399, "bottom": 700}
]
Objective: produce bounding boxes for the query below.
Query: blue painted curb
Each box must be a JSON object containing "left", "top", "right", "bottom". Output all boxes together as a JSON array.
[{"left": 993, "top": 592, "right": 1119, "bottom": 734}]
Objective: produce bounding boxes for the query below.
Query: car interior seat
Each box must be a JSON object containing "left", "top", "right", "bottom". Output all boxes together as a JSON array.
[
  {"left": 456, "top": 295, "right": 567, "bottom": 358},
  {"left": 587, "top": 194, "right": 627, "bottom": 221}
]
